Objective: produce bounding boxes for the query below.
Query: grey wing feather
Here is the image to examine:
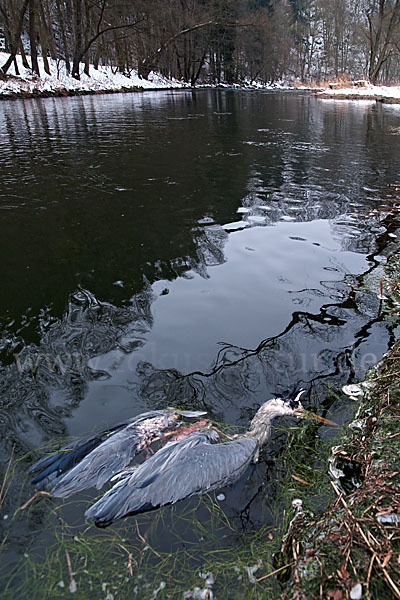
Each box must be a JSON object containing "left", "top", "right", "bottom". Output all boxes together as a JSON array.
[
  {"left": 50, "top": 409, "right": 178, "bottom": 497},
  {"left": 29, "top": 409, "right": 172, "bottom": 491},
  {"left": 30, "top": 409, "right": 206, "bottom": 493},
  {"left": 85, "top": 432, "right": 258, "bottom": 526},
  {"left": 51, "top": 426, "right": 144, "bottom": 497}
]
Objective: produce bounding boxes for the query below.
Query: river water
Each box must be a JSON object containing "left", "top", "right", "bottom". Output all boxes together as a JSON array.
[{"left": 0, "top": 90, "right": 399, "bottom": 596}]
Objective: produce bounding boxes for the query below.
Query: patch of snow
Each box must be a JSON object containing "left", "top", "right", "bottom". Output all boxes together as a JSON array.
[
  {"left": 318, "top": 83, "right": 400, "bottom": 101},
  {"left": 377, "top": 513, "right": 400, "bottom": 524},
  {"left": 247, "top": 215, "right": 266, "bottom": 223},
  {"left": 222, "top": 220, "right": 249, "bottom": 231},
  {"left": 350, "top": 583, "right": 363, "bottom": 599},
  {"left": 342, "top": 384, "right": 364, "bottom": 398},
  {"left": 0, "top": 51, "right": 185, "bottom": 98}
]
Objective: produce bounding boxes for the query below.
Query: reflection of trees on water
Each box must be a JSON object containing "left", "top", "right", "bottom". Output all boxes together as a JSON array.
[
  {"left": 0, "top": 286, "right": 160, "bottom": 560},
  {"left": 2, "top": 92, "right": 399, "bottom": 329},
  {"left": 0, "top": 222, "right": 229, "bottom": 466},
  {"left": 0, "top": 288, "right": 153, "bottom": 455},
  {"left": 133, "top": 286, "right": 389, "bottom": 426}
]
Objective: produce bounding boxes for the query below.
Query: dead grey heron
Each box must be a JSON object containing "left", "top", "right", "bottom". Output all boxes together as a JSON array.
[
  {"left": 30, "top": 391, "right": 335, "bottom": 527},
  {"left": 86, "top": 391, "right": 337, "bottom": 527}
]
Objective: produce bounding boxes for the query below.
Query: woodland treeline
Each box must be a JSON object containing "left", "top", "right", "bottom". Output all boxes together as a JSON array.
[{"left": 0, "top": 0, "right": 400, "bottom": 84}]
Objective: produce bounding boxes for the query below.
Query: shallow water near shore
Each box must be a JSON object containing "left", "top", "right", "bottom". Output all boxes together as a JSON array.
[{"left": 0, "top": 90, "right": 400, "bottom": 597}]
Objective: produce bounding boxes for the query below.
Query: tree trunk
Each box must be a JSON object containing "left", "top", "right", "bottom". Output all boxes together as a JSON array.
[
  {"left": 43, "top": 0, "right": 57, "bottom": 59},
  {"left": 56, "top": 0, "right": 71, "bottom": 73},
  {"left": 13, "top": 55, "right": 19, "bottom": 74},
  {"left": 83, "top": 0, "right": 90, "bottom": 76},
  {"left": 72, "top": 0, "right": 83, "bottom": 78},
  {"left": 29, "top": 0, "right": 40, "bottom": 75},
  {"left": 19, "top": 38, "right": 29, "bottom": 68},
  {"left": 0, "top": 0, "right": 30, "bottom": 76},
  {"left": 38, "top": 0, "right": 52, "bottom": 74},
  {"left": 191, "top": 49, "right": 207, "bottom": 86},
  {"left": 367, "top": 0, "right": 400, "bottom": 83},
  {"left": 93, "top": 44, "right": 101, "bottom": 69},
  {"left": 5, "top": 0, "right": 30, "bottom": 68},
  {"left": 39, "top": 22, "right": 50, "bottom": 74}
]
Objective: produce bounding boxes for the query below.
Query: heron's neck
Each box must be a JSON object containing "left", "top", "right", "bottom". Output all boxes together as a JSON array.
[{"left": 245, "top": 418, "right": 274, "bottom": 447}]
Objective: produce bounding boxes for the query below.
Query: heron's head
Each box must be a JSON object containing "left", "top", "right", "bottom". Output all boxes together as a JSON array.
[{"left": 248, "top": 391, "right": 337, "bottom": 445}]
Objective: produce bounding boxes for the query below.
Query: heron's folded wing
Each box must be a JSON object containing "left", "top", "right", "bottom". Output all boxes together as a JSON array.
[
  {"left": 29, "top": 429, "right": 122, "bottom": 490},
  {"left": 85, "top": 435, "right": 258, "bottom": 526},
  {"left": 29, "top": 410, "right": 175, "bottom": 492}
]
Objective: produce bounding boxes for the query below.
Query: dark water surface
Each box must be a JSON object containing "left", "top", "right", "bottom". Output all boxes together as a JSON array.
[{"left": 0, "top": 90, "right": 400, "bottom": 594}]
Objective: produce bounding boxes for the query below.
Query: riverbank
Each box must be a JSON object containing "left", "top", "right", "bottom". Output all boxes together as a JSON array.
[
  {"left": 2, "top": 51, "right": 400, "bottom": 105},
  {"left": 280, "top": 239, "right": 400, "bottom": 600},
  {"left": 316, "top": 83, "right": 400, "bottom": 104},
  {"left": 0, "top": 52, "right": 187, "bottom": 99},
  {"left": 0, "top": 52, "right": 289, "bottom": 100}
]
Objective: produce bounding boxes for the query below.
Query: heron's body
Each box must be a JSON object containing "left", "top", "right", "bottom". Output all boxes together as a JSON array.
[
  {"left": 86, "top": 431, "right": 258, "bottom": 527},
  {"left": 30, "top": 393, "right": 324, "bottom": 527}
]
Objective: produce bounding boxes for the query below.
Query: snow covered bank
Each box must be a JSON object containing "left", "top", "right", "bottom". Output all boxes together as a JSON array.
[
  {"left": 316, "top": 82, "right": 400, "bottom": 104},
  {"left": 0, "top": 52, "right": 186, "bottom": 100}
]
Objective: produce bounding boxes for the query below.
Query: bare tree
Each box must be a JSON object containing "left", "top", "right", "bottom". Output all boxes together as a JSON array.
[
  {"left": 28, "top": 0, "right": 40, "bottom": 75},
  {"left": 0, "top": 0, "right": 29, "bottom": 76},
  {"left": 1, "top": 0, "right": 400, "bottom": 86},
  {"left": 366, "top": 0, "right": 400, "bottom": 82}
]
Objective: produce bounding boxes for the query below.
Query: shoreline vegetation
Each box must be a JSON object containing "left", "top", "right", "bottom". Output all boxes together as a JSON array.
[
  {"left": 0, "top": 51, "right": 187, "bottom": 99},
  {"left": 0, "top": 51, "right": 289, "bottom": 100},
  {"left": 2, "top": 52, "right": 400, "bottom": 103},
  {"left": 280, "top": 218, "right": 400, "bottom": 600},
  {"left": 282, "top": 345, "right": 400, "bottom": 600}
]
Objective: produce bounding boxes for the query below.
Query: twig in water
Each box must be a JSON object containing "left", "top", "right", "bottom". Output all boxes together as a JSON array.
[
  {"left": 65, "top": 549, "right": 77, "bottom": 593},
  {"left": 0, "top": 535, "right": 8, "bottom": 554},
  {"left": 19, "top": 491, "right": 51, "bottom": 511},
  {"left": 256, "top": 562, "right": 295, "bottom": 582},
  {"left": 118, "top": 543, "right": 134, "bottom": 577},
  {"left": 292, "top": 474, "right": 312, "bottom": 486},
  {"left": 0, "top": 444, "right": 15, "bottom": 509},
  {"left": 135, "top": 519, "right": 162, "bottom": 558},
  {"left": 366, "top": 553, "right": 375, "bottom": 595}
]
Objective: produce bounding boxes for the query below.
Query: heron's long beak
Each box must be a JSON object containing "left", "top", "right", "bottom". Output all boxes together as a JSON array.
[{"left": 297, "top": 409, "right": 339, "bottom": 427}]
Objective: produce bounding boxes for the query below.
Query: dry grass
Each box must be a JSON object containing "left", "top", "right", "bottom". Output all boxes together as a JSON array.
[
  {"left": 294, "top": 74, "right": 354, "bottom": 90},
  {"left": 0, "top": 445, "right": 14, "bottom": 512}
]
